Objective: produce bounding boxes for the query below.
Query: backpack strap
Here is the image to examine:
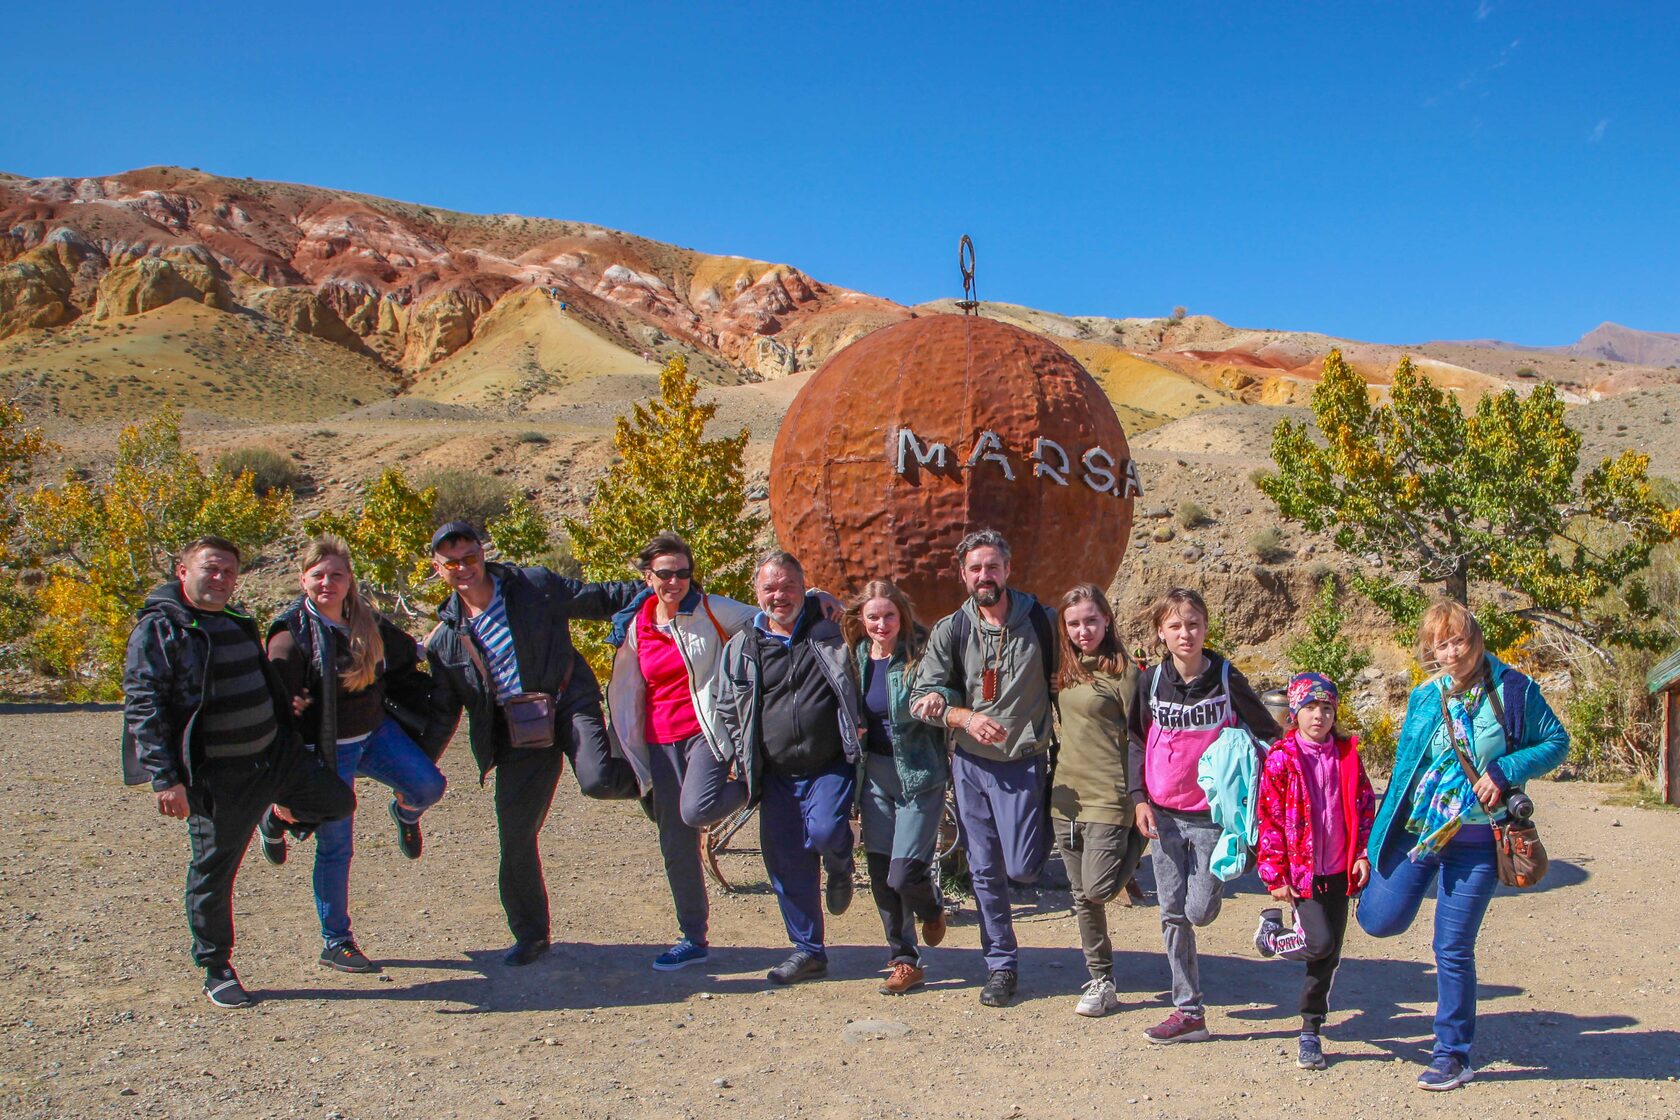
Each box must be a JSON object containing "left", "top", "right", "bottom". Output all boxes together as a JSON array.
[
  {"left": 1026, "top": 598, "right": 1056, "bottom": 697},
  {"left": 1500, "top": 667, "right": 1526, "bottom": 747},
  {"left": 701, "top": 595, "right": 728, "bottom": 642},
  {"left": 944, "top": 609, "right": 972, "bottom": 695}
]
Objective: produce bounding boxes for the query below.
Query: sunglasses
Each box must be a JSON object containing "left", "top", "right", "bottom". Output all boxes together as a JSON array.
[
  {"left": 437, "top": 553, "right": 483, "bottom": 572},
  {"left": 650, "top": 568, "right": 692, "bottom": 582}
]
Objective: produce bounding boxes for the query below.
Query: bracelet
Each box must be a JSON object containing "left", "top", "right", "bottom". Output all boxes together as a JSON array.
[{"left": 963, "top": 711, "right": 977, "bottom": 734}]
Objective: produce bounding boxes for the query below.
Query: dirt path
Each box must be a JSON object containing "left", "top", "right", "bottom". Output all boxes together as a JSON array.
[{"left": 2, "top": 713, "right": 1676, "bottom": 1118}]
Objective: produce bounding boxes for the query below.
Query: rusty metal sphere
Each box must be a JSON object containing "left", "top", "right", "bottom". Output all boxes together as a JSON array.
[{"left": 769, "top": 313, "right": 1136, "bottom": 621}]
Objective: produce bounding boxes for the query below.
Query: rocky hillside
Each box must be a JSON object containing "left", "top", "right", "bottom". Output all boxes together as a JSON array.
[{"left": 0, "top": 166, "right": 908, "bottom": 405}]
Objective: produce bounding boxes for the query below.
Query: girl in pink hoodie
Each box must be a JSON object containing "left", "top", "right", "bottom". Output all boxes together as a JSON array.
[{"left": 1253, "top": 672, "right": 1375, "bottom": 1070}]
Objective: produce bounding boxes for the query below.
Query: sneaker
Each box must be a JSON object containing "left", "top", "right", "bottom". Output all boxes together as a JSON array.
[
  {"left": 1074, "top": 976, "right": 1120, "bottom": 1017},
  {"left": 319, "top": 940, "right": 379, "bottom": 974},
  {"left": 388, "top": 800, "right": 422, "bottom": 860},
  {"left": 502, "top": 938, "right": 550, "bottom": 967},
  {"left": 1417, "top": 1056, "right": 1474, "bottom": 1091},
  {"left": 1144, "top": 1010, "right": 1210, "bottom": 1044},
  {"left": 1254, "top": 907, "right": 1283, "bottom": 958},
  {"left": 767, "top": 950, "right": 828, "bottom": 985},
  {"left": 879, "top": 961, "right": 925, "bottom": 995},
  {"left": 824, "top": 865, "right": 854, "bottom": 916},
  {"left": 257, "top": 810, "right": 287, "bottom": 866},
  {"left": 1298, "top": 1032, "right": 1327, "bottom": 1070},
  {"left": 979, "top": 968, "right": 1018, "bottom": 1008},
  {"left": 203, "top": 967, "right": 254, "bottom": 1008},
  {"left": 652, "top": 937, "right": 709, "bottom": 972},
  {"left": 921, "top": 910, "right": 947, "bottom": 948}
]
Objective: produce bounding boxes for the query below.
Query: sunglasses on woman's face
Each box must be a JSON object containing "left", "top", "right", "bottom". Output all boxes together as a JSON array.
[
  {"left": 651, "top": 568, "right": 692, "bottom": 582},
  {"left": 438, "top": 553, "right": 483, "bottom": 572}
]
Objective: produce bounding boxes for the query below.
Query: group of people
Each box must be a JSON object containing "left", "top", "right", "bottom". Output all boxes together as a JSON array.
[{"left": 121, "top": 523, "right": 1569, "bottom": 1092}]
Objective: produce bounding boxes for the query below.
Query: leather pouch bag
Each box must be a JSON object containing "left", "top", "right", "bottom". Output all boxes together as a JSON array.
[
  {"left": 502, "top": 692, "right": 557, "bottom": 749},
  {"left": 1440, "top": 690, "right": 1549, "bottom": 889}
]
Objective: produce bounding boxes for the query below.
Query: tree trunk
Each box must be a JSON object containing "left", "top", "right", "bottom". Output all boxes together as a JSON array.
[{"left": 1446, "top": 564, "right": 1468, "bottom": 605}]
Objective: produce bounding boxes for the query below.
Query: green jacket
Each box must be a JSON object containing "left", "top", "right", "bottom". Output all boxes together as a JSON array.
[{"left": 854, "top": 639, "right": 949, "bottom": 804}]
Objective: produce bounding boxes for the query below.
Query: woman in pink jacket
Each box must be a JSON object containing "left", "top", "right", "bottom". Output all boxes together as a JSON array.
[{"left": 1252, "top": 672, "right": 1375, "bottom": 1071}]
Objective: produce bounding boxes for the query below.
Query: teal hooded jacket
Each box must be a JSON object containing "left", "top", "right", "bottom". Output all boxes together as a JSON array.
[{"left": 1367, "top": 653, "right": 1569, "bottom": 863}]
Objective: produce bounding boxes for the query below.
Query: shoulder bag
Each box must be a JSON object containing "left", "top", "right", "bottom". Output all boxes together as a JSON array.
[{"left": 1440, "top": 687, "right": 1549, "bottom": 888}]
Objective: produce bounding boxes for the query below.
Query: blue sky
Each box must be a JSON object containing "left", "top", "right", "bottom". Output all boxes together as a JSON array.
[{"left": 4, "top": 3, "right": 1675, "bottom": 345}]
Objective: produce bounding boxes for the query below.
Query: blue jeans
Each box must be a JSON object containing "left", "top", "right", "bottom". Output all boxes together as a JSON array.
[
  {"left": 313, "top": 718, "right": 447, "bottom": 946},
  {"left": 1356, "top": 824, "right": 1499, "bottom": 1063},
  {"left": 759, "top": 760, "right": 856, "bottom": 957}
]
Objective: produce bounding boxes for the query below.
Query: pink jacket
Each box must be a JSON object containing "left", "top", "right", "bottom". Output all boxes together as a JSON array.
[{"left": 1255, "top": 730, "right": 1375, "bottom": 897}]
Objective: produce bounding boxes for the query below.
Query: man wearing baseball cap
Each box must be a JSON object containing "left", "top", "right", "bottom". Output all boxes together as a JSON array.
[{"left": 419, "top": 520, "right": 644, "bottom": 966}]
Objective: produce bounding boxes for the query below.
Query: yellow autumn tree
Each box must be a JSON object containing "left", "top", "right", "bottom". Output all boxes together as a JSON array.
[
  {"left": 0, "top": 399, "right": 52, "bottom": 643},
  {"left": 565, "top": 356, "right": 766, "bottom": 676},
  {"left": 20, "top": 409, "right": 292, "bottom": 697}
]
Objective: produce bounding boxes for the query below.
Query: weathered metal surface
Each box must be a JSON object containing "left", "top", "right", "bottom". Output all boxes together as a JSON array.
[{"left": 769, "top": 313, "right": 1136, "bottom": 621}]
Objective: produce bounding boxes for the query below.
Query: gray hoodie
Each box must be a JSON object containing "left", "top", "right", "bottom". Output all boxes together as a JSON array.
[{"left": 910, "top": 589, "right": 1055, "bottom": 762}]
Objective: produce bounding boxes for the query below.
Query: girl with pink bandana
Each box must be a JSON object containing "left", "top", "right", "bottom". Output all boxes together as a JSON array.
[{"left": 1252, "top": 672, "right": 1375, "bottom": 1070}]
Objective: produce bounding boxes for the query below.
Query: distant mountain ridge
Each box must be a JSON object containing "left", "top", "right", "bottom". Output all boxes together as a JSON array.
[
  {"left": 1, "top": 166, "right": 1675, "bottom": 424},
  {"left": 1429, "top": 322, "right": 1680, "bottom": 368}
]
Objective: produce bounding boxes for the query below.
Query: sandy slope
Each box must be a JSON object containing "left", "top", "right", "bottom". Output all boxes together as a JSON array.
[{"left": 1, "top": 712, "right": 1675, "bottom": 1119}]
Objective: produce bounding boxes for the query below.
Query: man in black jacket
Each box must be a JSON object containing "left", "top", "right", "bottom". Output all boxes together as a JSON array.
[
  {"left": 122, "top": 536, "right": 355, "bottom": 1008},
  {"left": 421, "top": 522, "right": 643, "bottom": 966}
]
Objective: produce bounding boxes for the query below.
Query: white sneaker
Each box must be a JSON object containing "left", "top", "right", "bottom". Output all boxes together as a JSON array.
[{"left": 1074, "top": 976, "right": 1120, "bottom": 1017}]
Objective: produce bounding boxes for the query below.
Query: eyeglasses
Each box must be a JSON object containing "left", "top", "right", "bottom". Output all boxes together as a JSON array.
[
  {"left": 650, "top": 568, "right": 692, "bottom": 582},
  {"left": 437, "top": 553, "right": 483, "bottom": 572},
  {"left": 1432, "top": 635, "right": 1470, "bottom": 655}
]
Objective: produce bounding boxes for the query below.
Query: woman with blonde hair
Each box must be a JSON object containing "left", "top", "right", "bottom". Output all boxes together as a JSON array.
[
  {"left": 263, "top": 535, "right": 447, "bottom": 974},
  {"left": 1357, "top": 600, "right": 1568, "bottom": 1091},
  {"left": 1049, "top": 583, "right": 1141, "bottom": 1017},
  {"left": 841, "top": 579, "right": 950, "bottom": 995}
]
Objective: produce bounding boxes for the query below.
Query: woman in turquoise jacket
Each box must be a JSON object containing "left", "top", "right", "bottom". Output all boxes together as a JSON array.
[
  {"left": 1358, "top": 601, "right": 1569, "bottom": 1092},
  {"left": 842, "top": 579, "right": 951, "bottom": 996}
]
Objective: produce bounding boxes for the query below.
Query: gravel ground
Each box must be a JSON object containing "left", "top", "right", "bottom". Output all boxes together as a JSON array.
[{"left": 2, "top": 712, "right": 1677, "bottom": 1118}]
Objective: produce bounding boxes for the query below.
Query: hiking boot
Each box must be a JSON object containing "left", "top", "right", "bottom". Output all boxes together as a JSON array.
[
  {"left": 257, "top": 810, "right": 287, "bottom": 867},
  {"left": 1075, "top": 976, "right": 1120, "bottom": 1017},
  {"left": 319, "top": 940, "right": 378, "bottom": 974},
  {"left": 767, "top": 950, "right": 828, "bottom": 985},
  {"left": 879, "top": 961, "right": 925, "bottom": 995},
  {"left": 1298, "top": 1032, "right": 1327, "bottom": 1070},
  {"left": 1255, "top": 908, "right": 1283, "bottom": 958},
  {"left": 389, "top": 800, "right": 422, "bottom": 860},
  {"left": 921, "top": 910, "right": 947, "bottom": 948},
  {"left": 979, "top": 968, "right": 1017, "bottom": 1008},
  {"left": 502, "top": 938, "right": 550, "bottom": 967},
  {"left": 1417, "top": 1056, "right": 1474, "bottom": 1091},
  {"left": 824, "top": 865, "right": 854, "bottom": 916},
  {"left": 1144, "top": 1009, "right": 1210, "bottom": 1044},
  {"left": 652, "top": 937, "right": 709, "bottom": 972},
  {"left": 203, "top": 967, "right": 254, "bottom": 1008}
]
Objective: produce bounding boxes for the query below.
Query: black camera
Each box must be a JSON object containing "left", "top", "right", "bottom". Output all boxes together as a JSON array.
[{"left": 1503, "top": 788, "right": 1535, "bottom": 821}]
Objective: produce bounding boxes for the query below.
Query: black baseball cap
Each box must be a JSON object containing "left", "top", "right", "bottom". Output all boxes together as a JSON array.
[{"left": 429, "top": 521, "right": 482, "bottom": 553}]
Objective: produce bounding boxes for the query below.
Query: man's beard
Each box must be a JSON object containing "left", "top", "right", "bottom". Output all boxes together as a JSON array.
[{"left": 970, "top": 583, "right": 1002, "bottom": 607}]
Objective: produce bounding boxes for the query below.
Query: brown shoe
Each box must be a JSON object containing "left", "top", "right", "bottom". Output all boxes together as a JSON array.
[
  {"left": 921, "top": 911, "right": 947, "bottom": 948},
  {"left": 879, "top": 961, "right": 925, "bottom": 995}
]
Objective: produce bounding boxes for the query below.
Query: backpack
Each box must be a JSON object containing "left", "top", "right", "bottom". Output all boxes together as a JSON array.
[{"left": 941, "top": 595, "right": 1057, "bottom": 698}]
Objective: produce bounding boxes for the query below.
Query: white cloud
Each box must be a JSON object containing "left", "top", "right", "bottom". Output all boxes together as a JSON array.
[
  {"left": 1589, "top": 118, "right": 1610, "bottom": 143},
  {"left": 1476, "top": 0, "right": 1495, "bottom": 21}
]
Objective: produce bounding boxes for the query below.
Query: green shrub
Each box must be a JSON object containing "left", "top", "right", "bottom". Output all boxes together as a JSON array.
[
  {"left": 516, "top": 431, "right": 551, "bottom": 445},
  {"left": 216, "top": 448, "right": 304, "bottom": 496},
  {"left": 417, "top": 469, "right": 515, "bottom": 530},
  {"left": 1563, "top": 651, "right": 1662, "bottom": 781},
  {"left": 1285, "top": 577, "right": 1372, "bottom": 687},
  {"left": 1250, "top": 526, "right": 1290, "bottom": 563},
  {"left": 1177, "top": 500, "right": 1212, "bottom": 529}
]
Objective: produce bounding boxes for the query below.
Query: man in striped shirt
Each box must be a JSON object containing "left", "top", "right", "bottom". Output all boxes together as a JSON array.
[{"left": 422, "top": 522, "right": 646, "bottom": 966}]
